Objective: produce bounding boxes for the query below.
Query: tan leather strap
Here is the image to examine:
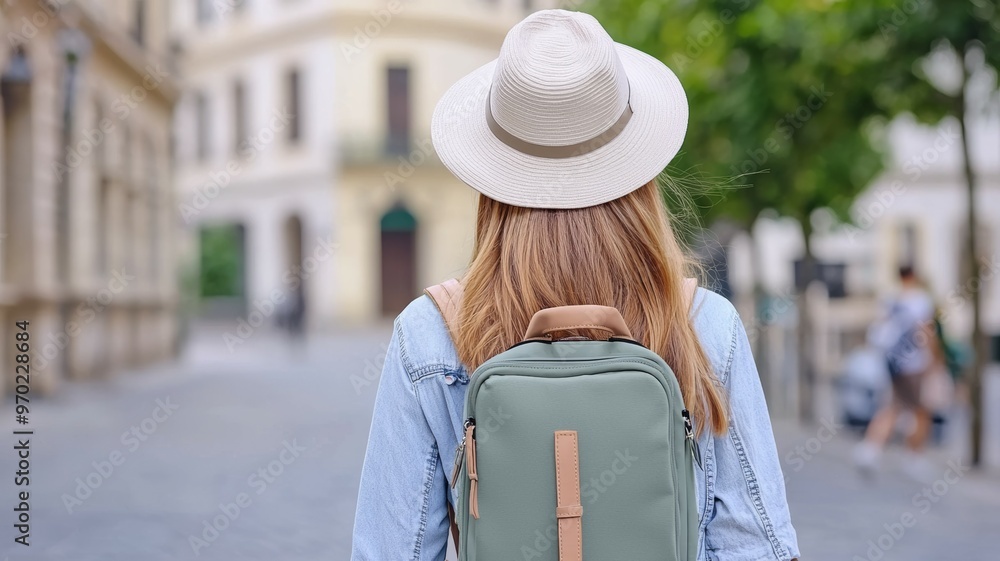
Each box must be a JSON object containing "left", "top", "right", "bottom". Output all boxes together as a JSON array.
[
  {"left": 466, "top": 423, "right": 480, "bottom": 519},
  {"left": 554, "top": 430, "right": 583, "bottom": 561},
  {"left": 524, "top": 305, "right": 632, "bottom": 341},
  {"left": 426, "top": 279, "right": 467, "bottom": 542},
  {"left": 424, "top": 278, "right": 465, "bottom": 343}
]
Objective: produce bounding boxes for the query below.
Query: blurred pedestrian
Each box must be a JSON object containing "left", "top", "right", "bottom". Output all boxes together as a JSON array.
[
  {"left": 277, "top": 286, "right": 307, "bottom": 346},
  {"left": 854, "top": 265, "right": 942, "bottom": 481}
]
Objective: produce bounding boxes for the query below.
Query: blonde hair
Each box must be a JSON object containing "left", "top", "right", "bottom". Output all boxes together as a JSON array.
[{"left": 455, "top": 179, "right": 728, "bottom": 435}]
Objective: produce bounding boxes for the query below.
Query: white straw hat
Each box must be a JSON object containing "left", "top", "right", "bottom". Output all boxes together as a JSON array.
[{"left": 431, "top": 9, "right": 688, "bottom": 210}]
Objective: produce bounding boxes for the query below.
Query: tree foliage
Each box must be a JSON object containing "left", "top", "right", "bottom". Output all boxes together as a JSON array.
[{"left": 583, "top": 0, "right": 895, "bottom": 233}]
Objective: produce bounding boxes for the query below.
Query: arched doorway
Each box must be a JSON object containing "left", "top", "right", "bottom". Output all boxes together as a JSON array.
[{"left": 380, "top": 205, "right": 417, "bottom": 316}]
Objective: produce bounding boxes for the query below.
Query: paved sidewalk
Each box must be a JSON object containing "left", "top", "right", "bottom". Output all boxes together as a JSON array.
[
  {"left": 1, "top": 327, "right": 997, "bottom": 560},
  {"left": 775, "top": 419, "right": 1000, "bottom": 561}
]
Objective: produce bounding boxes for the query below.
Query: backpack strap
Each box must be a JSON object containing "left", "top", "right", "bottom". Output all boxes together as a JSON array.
[
  {"left": 424, "top": 278, "right": 465, "bottom": 345},
  {"left": 425, "top": 278, "right": 466, "bottom": 555}
]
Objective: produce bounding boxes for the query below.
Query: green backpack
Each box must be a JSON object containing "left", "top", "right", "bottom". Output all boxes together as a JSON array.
[{"left": 426, "top": 279, "right": 699, "bottom": 561}]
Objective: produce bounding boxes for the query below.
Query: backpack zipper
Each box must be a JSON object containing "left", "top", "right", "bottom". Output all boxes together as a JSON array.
[
  {"left": 682, "top": 409, "right": 703, "bottom": 470},
  {"left": 451, "top": 417, "right": 474, "bottom": 488}
]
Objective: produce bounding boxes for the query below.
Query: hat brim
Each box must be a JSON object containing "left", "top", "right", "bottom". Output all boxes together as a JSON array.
[{"left": 431, "top": 43, "right": 688, "bottom": 210}]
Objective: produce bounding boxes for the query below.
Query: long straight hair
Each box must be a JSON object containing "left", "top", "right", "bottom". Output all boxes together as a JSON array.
[{"left": 455, "top": 179, "right": 728, "bottom": 435}]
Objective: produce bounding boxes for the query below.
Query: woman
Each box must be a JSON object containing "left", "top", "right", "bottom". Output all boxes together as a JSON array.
[
  {"left": 855, "top": 266, "right": 944, "bottom": 481},
  {"left": 352, "top": 9, "right": 799, "bottom": 561}
]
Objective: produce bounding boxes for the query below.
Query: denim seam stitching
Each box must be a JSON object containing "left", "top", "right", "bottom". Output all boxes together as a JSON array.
[
  {"left": 721, "top": 309, "right": 739, "bottom": 385},
  {"left": 410, "top": 364, "right": 458, "bottom": 383},
  {"left": 397, "top": 320, "right": 461, "bottom": 384},
  {"left": 728, "top": 426, "right": 789, "bottom": 560},
  {"left": 411, "top": 442, "right": 439, "bottom": 561},
  {"left": 700, "top": 438, "right": 715, "bottom": 530},
  {"left": 395, "top": 320, "right": 420, "bottom": 385}
]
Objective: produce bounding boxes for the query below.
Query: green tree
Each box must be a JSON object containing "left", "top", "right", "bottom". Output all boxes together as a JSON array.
[
  {"left": 586, "top": 0, "right": 999, "bottom": 464},
  {"left": 199, "top": 225, "right": 245, "bottom": 298},
  {"left": 586, "top": 0, "right": 886, "bottom": 241},
  {"left": 854, "top": 0, "right": 999, "bottom": 467},
  {"left": 585, "top": 0, "right": 891, "bottom": 419}
]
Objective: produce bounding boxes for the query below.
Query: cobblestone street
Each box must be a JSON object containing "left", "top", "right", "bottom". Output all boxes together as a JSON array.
[{"left": 2, "top": 327, "right": 998, "bottom": 560}]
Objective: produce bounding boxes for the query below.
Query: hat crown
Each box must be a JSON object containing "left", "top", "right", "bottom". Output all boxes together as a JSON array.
[{"left": 489, "top": 10, "right": 630, "bottom": 147}]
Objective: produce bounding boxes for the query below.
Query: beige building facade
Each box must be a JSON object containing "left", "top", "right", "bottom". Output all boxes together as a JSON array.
[
  {"left": 172, "top": 0, "right": 556, "bottom": 326},
  {"left": 0, "top": 0, "right": 178, "bottom": 395},
  {"left": 332, "top": 0, "right": 558, "bottom": 322}
]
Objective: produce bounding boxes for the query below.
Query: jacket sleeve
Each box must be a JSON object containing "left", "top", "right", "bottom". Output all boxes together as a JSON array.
[
  {"left": 704, "top": 310, "right": 800, "bottom": 561},
  {"left": 351, "top": 322, "right": 450, "bottom": 561}
]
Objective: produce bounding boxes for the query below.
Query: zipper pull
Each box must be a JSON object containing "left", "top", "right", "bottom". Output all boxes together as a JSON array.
[
  {"left": 682, "top": 409, "right": 703, "bottom": 470},
  {"left": 465, "top": 419, "right": 479, "bottom": 519},
  {"left": 450, "top": 437, "right": 466, "bottom": 488},
  {"left": 451, "top": 418, "right": 474, "bottom": 488}
]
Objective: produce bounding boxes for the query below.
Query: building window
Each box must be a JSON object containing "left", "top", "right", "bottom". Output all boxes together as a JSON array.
[
  {"left": 523, "top": 0, "right": 533, "bottom": 11},
  {"left": 386, "top": 66, "right": 411, "bottom": 155},
  {"left": 233, "top": 78, "right": 246, "bottom": 153},
  {"left": 133, "top": 0, "right": 146, "bottom": 45},
  {"left": 195, "top": 91, "right": 210, "bottom": 161},
  {"left": 286, "top": 68, "right": 301, "bottom": 143},
  {"left": 197, "top": 0, "right": 214, "bottom": 26}
]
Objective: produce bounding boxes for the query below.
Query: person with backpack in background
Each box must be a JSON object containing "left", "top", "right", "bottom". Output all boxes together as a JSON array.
[
  {"left": 854, "top": 265, "right": 943, "bottom": 481},
  {"left": 351, "top": 10, "right": 799, "bottom": 561}
]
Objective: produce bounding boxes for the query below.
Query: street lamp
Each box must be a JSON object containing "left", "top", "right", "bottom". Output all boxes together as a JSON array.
[
  {"left": 54, "top": 27, "right": 91, "bottom": 284},
  {"left": 54, "top": 26, "right": 91, "bottom": 378}
]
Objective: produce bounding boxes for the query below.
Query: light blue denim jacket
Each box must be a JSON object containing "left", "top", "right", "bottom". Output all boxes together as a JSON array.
[{"left": 352, "top": 287, "right": 800, "bottom": 561}]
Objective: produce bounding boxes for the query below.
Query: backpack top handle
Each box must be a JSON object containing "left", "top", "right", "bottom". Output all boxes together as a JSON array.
[{"left": 523, "top": 305, "right": 633, "bottom": 341}]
